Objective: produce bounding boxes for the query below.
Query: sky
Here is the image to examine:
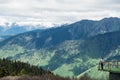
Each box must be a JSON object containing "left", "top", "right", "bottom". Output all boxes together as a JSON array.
[{"left": 0, "top": 0, "right": 120, "bottom": 27}]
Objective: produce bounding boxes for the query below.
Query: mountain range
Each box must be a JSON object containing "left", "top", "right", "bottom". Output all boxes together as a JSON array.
[
  {"left": 0, "top": 23, "right": 46, "bottom": 41},
  {"left": 0, "top": 17, "right": 120, "bottom": 77},
  {"left": 0, "top": 23, "right": 47, "bottom": 36}
]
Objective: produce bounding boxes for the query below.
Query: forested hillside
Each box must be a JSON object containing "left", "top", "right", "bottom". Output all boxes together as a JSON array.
[
  {"left": 0, "top": 58, "right": 47, "bottom": 77},
  {"left": 0, "top": 17, "right": 120, "bottom": 77}
]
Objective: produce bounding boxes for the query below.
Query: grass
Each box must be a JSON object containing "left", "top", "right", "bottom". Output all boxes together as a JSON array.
[
  {"left": 53, "top": 63, "right": 74, "bottom": 77},
  {"left": 111, "top": 68, "right": 120, "bottom": 72},
  {"left": 77, "top": 66, "right": 109, "bottom": 80}
]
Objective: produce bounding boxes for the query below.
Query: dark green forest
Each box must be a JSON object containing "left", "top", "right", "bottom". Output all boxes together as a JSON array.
[
  {"left": 0, "top": 58, "right": 99, "bottom": 80},
  {"left": 0, "top": 58, "right": 47, "bottom": 77}
]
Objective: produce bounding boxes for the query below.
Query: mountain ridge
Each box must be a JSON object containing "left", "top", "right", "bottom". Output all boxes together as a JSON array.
[
  {"left": 0, "top": 17, "right": 120, "bottom": 77},
  {"left": 1, "top": 17, "right": 120, "bottom": 49}
]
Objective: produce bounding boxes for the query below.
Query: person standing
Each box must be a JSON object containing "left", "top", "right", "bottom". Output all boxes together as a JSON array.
[{"left": 100, "top": 58, "right": 104, "bottom": 70}]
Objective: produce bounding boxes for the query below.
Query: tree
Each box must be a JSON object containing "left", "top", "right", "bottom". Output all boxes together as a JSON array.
[
  {"left": 18, "top": 68, "right": 27, "bottom": 76},
  {"left": 0, "top": 67, "right": 9, "bottom": 77}
]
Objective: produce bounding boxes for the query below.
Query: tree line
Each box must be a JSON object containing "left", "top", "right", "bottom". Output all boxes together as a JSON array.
[{"left": 0, "top": 58, "right": 47, "bottom": 77}]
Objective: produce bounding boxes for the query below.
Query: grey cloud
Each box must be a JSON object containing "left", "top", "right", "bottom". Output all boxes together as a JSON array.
[
  {"left": 107, "top": 0, "right": 120, "bottom": 4},
  {"left": 0, "top": 0, "right": 120, "bottom": 27},
  {"left": 0, "top": 0, "right": 11, "bottom": 3}
]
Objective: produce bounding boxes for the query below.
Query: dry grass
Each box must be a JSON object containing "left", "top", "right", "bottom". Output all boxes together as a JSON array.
[
  {"left": 0, "top": 73, "right": 99, "bottom": 80},
  {"left": 0, "top": 74, "right": 71, "bottom": 80}
]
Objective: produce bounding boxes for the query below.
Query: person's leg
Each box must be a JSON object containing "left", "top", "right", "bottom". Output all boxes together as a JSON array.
[
  {"left": 99, "top": 63, "right": 101, "bottom": 70},
  {"left": 101, "top": 63, "right": 103, "bottom": 70},
  {"left": 100, "top": 63, "right": 102, "bottom": 70}
]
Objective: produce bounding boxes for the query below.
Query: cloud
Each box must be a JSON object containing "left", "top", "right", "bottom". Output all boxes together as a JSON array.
[{"left": 0, "top": 0, "right": 120, "bottom": 27}]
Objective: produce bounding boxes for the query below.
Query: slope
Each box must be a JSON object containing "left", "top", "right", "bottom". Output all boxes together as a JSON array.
[
  {"left": 77, "top": 66, "right": 109, "bottom": 80},
  {"left": 0, "top": 17, "right": 120, "bottom": 77},
  {"left": 0, "top": 31, "right": 120, "bottom": 77},
  {"left": 1, "top": 17, "right": 120, "bottom": 49}
]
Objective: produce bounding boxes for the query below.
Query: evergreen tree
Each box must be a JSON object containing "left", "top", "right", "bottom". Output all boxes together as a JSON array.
[
  {"left": 18, "top": 68, "right": 27, "bottom": 76},
  {"left": 0, "top": 67, "right": 9, "bottom": 77}
]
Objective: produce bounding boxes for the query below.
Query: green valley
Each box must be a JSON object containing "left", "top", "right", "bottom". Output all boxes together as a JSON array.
[{"left": 0, "top": 17, "right": 120, "bottom": 78}]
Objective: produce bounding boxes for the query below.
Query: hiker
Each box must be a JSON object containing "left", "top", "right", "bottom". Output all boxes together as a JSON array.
[{"left": 99, "top": 58, "right": 104, "bottom": 70}]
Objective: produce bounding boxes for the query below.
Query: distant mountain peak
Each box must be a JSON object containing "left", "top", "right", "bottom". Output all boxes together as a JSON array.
[{"left": 100, "top": 17, "right": 120, "bottom": 21}]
